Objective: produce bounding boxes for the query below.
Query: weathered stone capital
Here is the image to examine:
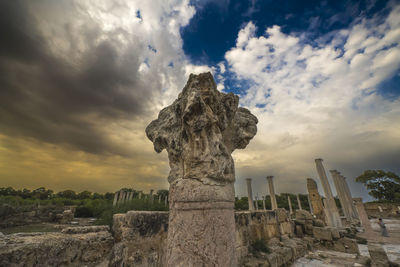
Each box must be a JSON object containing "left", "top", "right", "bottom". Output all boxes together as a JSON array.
[{"left": 146, "top": 72, "right": 258, "bottom": 186}]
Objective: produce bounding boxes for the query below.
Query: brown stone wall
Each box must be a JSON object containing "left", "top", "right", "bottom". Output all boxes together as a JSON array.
[
  {"left": 111, "top": 209, "right": 293, "bottom": 266},
  {"left": 364, "top": 202, "right": 400, "bottom": 218}
]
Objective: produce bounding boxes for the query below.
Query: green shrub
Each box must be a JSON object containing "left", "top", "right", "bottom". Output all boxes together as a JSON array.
[
  {"left": 74, "top": 206, "right": 94, "bottom": 217},
  {"left": 251, "top": 239, "right": 270, "bottom": 254}
]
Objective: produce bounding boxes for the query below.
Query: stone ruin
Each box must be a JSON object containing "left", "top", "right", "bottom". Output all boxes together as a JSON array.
[{"left": 146, "top": 72, "right": 258, "bottom": 266}]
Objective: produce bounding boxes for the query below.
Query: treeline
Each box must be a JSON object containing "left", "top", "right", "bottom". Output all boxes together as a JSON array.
[
  {"left": 0, "top": 187, "right": 169, "bottom": 226},
  {"left": 0, "top": 187, "right": 114, "bottom": 201}
]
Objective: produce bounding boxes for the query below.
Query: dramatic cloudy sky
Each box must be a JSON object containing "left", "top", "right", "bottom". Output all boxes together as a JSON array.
[{"left": 0, "top": 0, "right": 399, "bottom": 200}]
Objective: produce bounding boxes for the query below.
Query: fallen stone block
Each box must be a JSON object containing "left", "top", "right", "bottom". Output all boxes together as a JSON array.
[{"left": 313, "top": 227, "right": 332, "bottom": 241}]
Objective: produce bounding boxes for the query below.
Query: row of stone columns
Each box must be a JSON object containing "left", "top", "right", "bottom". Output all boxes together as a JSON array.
[
  {"left": 113, "top": 189, "right": 168, "bottom": 206},
  {"left": 315, "top": 159, "right": 342, "bottom": 227},
  {"left": 246, "top": 176, "right": 305, "bottom": 212}
]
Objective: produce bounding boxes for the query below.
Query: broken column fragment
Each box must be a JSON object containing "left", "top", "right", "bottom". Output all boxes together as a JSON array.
[
  {"left": 315, "top": 159, "right": 342, "bottom": 227},
  {"left": 307, "top": 178, "right": 325, "bottom": 221},
  {"left": 146, "top": 72, "right": 258, "bottom": 266}
]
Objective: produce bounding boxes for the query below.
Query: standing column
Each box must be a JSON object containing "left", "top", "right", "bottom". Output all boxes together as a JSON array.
[
  {"left": 353, "top": 198, "right": 373, "bottom": 234},
  {"left": 246, "top": 178, "right": 255, "bottom": 211},
  {"left": 138, "top": 192, "right": 142, "bottom": 199},
  {"left": 267, "top": 176, "right": 278, "bottom": 210},
  {"left": 255, "top": 196, "right": 259, "bottom": 210},
  {"left": 288, "top": 196, "right": 293, "bottom": 215},
  {"left": 113, "top": 191, "right": 119, "bottom": 206},
  {"left": 307, "top": 194, "right": 313, "bottom": 214},
  {"left": 296, "top": 194, "right": 302, "bottom": 210},
  {"left": 150, "top": 189, "right": 154, "bottom": 204},
  {"left": 262, "top": 196, "right": 266, "bottom": 210},
  {"left": 315, "top": 159, "right": 342, "bottom": 227},
  {"left": 330, "top": 170, "right": 351, "bottom": 222},
  {"left": 341, "top": 175, "right": 359, "bottom": 220}
]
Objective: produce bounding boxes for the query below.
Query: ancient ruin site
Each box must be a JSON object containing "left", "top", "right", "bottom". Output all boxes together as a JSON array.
[{"left": 1, "top": 1, "right": 400, "bottom": 267}]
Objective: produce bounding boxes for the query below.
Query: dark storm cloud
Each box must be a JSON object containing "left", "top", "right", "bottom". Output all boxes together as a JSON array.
[{"left": 0, "top": 0, "right": 153, "bottom": 155}]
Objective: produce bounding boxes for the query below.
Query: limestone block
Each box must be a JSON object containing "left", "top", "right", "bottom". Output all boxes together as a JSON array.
[
  {"left": 295, "top": 225, "right": 304, "bottom": 238},
  {"left": 329, "top": 227, "right": 340, "bottom": 240},
  {"left": 276, "top": 209, "right": 289, "bottom": 223},
  {"left": 280, "top": 221, "right": 293, "bottom": 235},
  {"left": 304, "top": 224, "right": 314, "bottom": 235},
  {"left": 368, "top": 243, "right": 390, "bottom": 267},
  {"left": 313, "top": 227, "right": 333, "bottom": 241},
  {"left": 332, "top": 237, "right": 359, "bottom": 254}
]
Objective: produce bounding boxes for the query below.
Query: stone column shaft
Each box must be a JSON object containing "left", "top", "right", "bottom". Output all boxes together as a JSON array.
[
  {"left": 112, "top": 191, "right": 119, "bottom": 206},
  {"left": 296, "top": 194, "right": 302, "bottom": 210},
  {"left": 246, "top": 178, "right": 255, "bottom": 211},
  {"left": 267, "top": 176, "right": 278, "bottom": 210},
  {"left": 315, "top": 159, "right": 341, "bottom": 227},
  {"left": 262, "top": 196, "right": 266, "bottom": 210},
  {"left": 353, "top": 198, "right": 373, "bottom": 233},
  {"left": 307, "top": 194, "right": 313, "bottom": 214},
  {"left": 331, "top": 170, "right": 352, "bottom": 221},
  {"left": 288, "top": 196, "right": 293, "bottom": 215},
  {"left": 255, "top": 196, "right": 259, "bottom": 210},
  {"left": 341, "top": 175, "right": 359, "bottom": 220}
]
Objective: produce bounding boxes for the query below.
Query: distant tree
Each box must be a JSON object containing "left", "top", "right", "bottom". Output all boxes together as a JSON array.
[
  {"left": 92, "top": 193, "right": 103, "bottom": 199},
  {"left": 57, "top": 190, "right": 77, "bottom": 199},
  {"left": 32, "top": 187, "right": 53, "bottom": 199},
  {"left": 104, "top": 192, "right": 114, "bottom": 200},
  {"left": 356, "top": 170, "right": 400, "bottom": 202},
  {"left": 78, "top": 191, "right": 92, "bottom": 199},
  {"left": 235, "top": 196, "right": 249, "bottom": 210}
]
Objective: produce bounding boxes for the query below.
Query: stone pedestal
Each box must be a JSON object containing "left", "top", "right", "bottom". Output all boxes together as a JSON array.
[
  {"left": 267, "top": 176, "right": 278, "bottom": 210},
  {"left": 146, "top": 72, "right": 257, "bottom": 267},
  {"left": 246, "top": 178, "right": 255, "bottom": 211},
  {"left": 315, "top": 159, "right": 342, "bottom": 227}
]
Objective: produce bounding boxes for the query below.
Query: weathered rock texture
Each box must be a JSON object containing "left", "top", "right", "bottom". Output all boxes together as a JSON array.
[
  {"left": 111, "top": 210, "right": 294, "bottom": 266},
  {"left": 0, "top": 226, "right": 113, "bottom": 267},
  {"left": 307, "top": 178, "right": 326, "bottom": 222},
  {"left": 111, "top": 211, "right": 168, "bottom": 267},
  {"left": 0, "top": 204, "right": 72, "bottom": 228},
  {"left": 146, "top": 72, "right": 257, "bottom": 266}
]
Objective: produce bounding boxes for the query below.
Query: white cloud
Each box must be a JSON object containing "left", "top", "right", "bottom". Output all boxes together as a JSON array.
[{"left": 226, "top": 5, "right": 400, "bottom": 198}]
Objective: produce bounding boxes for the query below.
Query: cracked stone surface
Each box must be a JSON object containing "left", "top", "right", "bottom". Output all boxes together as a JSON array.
[{"left": 146, "top": 72, "right": 257, "bottom": 266}]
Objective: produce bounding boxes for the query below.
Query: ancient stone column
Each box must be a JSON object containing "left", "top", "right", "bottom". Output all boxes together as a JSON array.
[
  {"left": 255, "top": 196, "right": 259, "bottom": 210},
  {"left": 353, "top": 198, "right": 373, "bottom": 234},
  {"left": 330, "top": 170, "right": 352, "bottom": 222},
  {"left": 340, "top": 175, "right": 359, "bottom": 220},
  {"left": 267, "top": 176, "right": 278, "bottom": 210},
  {"left": 307, "top": 194, "right": 313, "bottom": 214},
  {"left": 159, "top": 195, "right": 162, "bottom": 203},
  {"left": 246, "top": 178, "right": 255, "bottom": 211},
  {"left": 262, "top": 196, "right": 266, "bottom": 210},
  {"left": 315, "top": 159, "right": 342, "bottom": 227},
  {"left": 307, "top": 178, "right": 325, "bottom": 221},
  {"left": 164, "top": 195, "right": 168, "bottom": 206},
  {"left": 138, "top": 192, "right": 142, "bottom": 199},
  {"left": 112, "top": 191, "right": 119, "bottom": 206},
  {"left": 150, "top": 189, "right": 154, "bottom": 204},
  {"left": 146, "top": 72, "right": 257, "bottom": 266},
  {"left": 288, "top": 196, "right": 293, "bottom": 215},
  {"left": 296, "top": 194, "right": 302, "bottom": 210}
]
